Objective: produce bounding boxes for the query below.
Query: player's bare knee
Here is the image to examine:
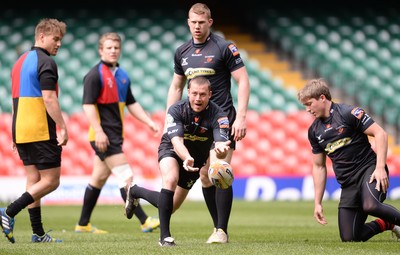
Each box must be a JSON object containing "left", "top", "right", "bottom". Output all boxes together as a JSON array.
[{"left": 200, "top": 175, "right": 213, "bottom": 186}]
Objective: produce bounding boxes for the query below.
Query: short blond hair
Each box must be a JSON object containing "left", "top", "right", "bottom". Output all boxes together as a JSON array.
[
  {"left": 297, "top": 78, "right": 332, "bottom": 103},
  {"left": 35, "top": 18, "right": 66, "bottom": 39},
  {"left": 98, "top": 32, "right": 121, "bottom": 49},
  {"left": 188, "top": 76, "right": 211, "bottom": 90},
  {"left": 189, "top": 3, "right": 211, "bottom": 19}
]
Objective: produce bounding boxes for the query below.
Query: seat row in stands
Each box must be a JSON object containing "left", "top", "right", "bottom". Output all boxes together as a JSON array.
[{"left": 2, "top": 111, "right": 400, "bottom": 177}]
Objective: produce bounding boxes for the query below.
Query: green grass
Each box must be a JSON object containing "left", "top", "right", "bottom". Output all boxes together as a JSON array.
[{"left": 1, "top": 200, "right": 400, "bottom": 255}]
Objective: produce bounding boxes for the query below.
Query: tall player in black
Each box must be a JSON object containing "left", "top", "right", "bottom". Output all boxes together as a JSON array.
[
  {"left": 125, "top": 76, "right": 231, "bottom": 246},
  {"left": 298, "top": 78, "right": 400, "bottom": 241},
  {"left": 165, "top": 3, "right": 250, "bottom": 243}
]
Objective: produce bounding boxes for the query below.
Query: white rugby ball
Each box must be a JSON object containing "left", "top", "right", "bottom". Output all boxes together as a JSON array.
[{"left": 208, "top": 160, "right": 234, "bottom": 189}]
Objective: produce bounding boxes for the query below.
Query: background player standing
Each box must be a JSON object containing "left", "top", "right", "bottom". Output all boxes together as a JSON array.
[{"left": 75, "top": 32, "right": 160, "bottom": 234}]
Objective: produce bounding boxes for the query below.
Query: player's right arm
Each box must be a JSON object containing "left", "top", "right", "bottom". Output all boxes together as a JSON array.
[
  {"left": 166, "top": 73, "right": 186, "bottom": 109},
  {"left": 312, "top": 152, "right": 328, "bottom": 225},
  {"left": 42, "top": 89, "right": 68, "bottom": 146},
  {"left": 82, "top": 104, "right": 109, "bottom": 152}
]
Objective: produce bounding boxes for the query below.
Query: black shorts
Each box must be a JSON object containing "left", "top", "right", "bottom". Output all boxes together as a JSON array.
[
  {"left": 339, "top": 164, "right": 388, "bottom": 208},
  {"left": 158, "top": 145, "right": 200, "bottom": 190},
  {"left": 16, "top": 139, "right": 62, "bottom": 170},
  {"left": 90, "top": 141, "right": 123, "bottom": 161}
]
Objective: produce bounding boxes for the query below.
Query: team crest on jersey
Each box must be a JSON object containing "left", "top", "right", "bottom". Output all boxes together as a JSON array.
[
  {"left": 228, "top": 44, "right": 239, "bottom": 56},
  {"left": 351, "top": 107, "right": 364, "bottom": 120},
  {"left": 192, "top": 49, "right": 202, "bottom": 56},
  {"left": 205, "top": 55, "right": 214, "bottom": 63}
]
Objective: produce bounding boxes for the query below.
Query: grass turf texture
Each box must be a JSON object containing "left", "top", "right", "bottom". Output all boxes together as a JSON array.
[{"left": 1, "top": 200, "right": 400, "bottom": 255}]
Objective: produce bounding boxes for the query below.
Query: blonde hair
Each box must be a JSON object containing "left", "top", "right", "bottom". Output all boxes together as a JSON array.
[
  {"left": 297, "top": 78, "right": 332, "bottom": 102},
  {"left": 189, "top": 3, "right": 212, "bottom": 19},
  {"left": 35, "top": 18, "right": 66, "bottom": 39},
  {"left": 98, "top": 32, "right": 121, "bottom": 49}
]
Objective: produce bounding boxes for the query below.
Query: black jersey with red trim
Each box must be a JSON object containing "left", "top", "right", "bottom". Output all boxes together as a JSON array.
[
  {"left": 161, "top": 98, "right": 230, "bottom": 168},
  {"left": 82, "top": 61, "right": 136, "bottom": 143},
  {"left": 308, "top": 103, "right": 377, "bottom": 185},
  {"left": 173, "top": 32, "right": 245, "bottom": 113}
]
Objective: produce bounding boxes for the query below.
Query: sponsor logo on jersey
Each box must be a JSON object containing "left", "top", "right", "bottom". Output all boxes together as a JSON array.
[
  {"left": 181, "top": 57, "right": 188, "bottom": 66},
  {"left": 325, "top": 137, "right": 352, "bottom": 154},
  {"left": 361, "top": 113, "right": 371, "bottom": 125},
  {"left": 184, "top": 134, "right": 209, "bottom": 141},
  {"left": 228, "top": 44, "right": 239, "bottom": 56},
  {"left": 168, "top": 128, "right": 178, "bottom": 135},
  {"left": 235, "top": 57, "right": 243, "bottom": 64},
  {"left": 351, "top": 107, "right": 364, "bottom": 119},
  {"left": 218, "top": 117, "right": 229, "bottom": 129},
  {"left": 185, "top": 68, "right": 215, "bottom": 79}
]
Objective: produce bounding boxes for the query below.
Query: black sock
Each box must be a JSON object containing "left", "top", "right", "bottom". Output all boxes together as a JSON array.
[
  {"left": 78, "top": 184, "right": 101, "bottom": 226},
  {"left": 202, "top": 186, "right": 218, "bottom": 228},
  {"left": 6, "top": 192, "right": 34, "bottom": 218},
  {"left": 120, "top": 186, "right": 150, "bottom": 224},
  {"left": 134, "top": 204, "right": 147, "bottom": 224},
  {"left": 29, "top": 207, "right": 45, "bottom": 236},
  {"left": 119, "top": 187, "right": 127, "bottom": 202},
  {"left": 131, "top": 185, "right": 160, "bottom": 208},
  {"left": 158, "top": 189, "right": 174, "bottom": 240},
  {"left": 120, "top": 187, "right": 149, "bottom": 224},
  {"left": 216, "top": 186, "right": 233, "bottom": 234}
]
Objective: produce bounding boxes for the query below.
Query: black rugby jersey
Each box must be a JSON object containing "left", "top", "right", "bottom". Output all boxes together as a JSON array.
[
  {"left": 82, "top": 61, "right": 136, "bottom": 143},
  {"left": 174, "top": 32, "right": 245, "bottom": 113},
  {"left": 161, "top": 98, "right": 230, "bottom": 168},
  {"left": 308, "top": 103, "right": 377, "bottom": 185}
]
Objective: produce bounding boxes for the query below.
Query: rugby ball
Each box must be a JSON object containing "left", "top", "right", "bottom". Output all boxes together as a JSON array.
[{"left": 208, "top": 160, "right": 234, "bottom": 189}]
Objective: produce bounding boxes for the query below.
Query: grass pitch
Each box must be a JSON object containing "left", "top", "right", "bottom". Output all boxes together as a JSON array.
[{"left": 1, "top": 200, "right": 400, "bottom": 255}]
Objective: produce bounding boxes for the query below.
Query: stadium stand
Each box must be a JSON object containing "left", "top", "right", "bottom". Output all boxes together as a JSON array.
[
  {"left": 248, "top": 7, "right": 400, "bottom": 134},
  {"left": 1, "top": 3, "right": 400, "bottom": 177}
]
